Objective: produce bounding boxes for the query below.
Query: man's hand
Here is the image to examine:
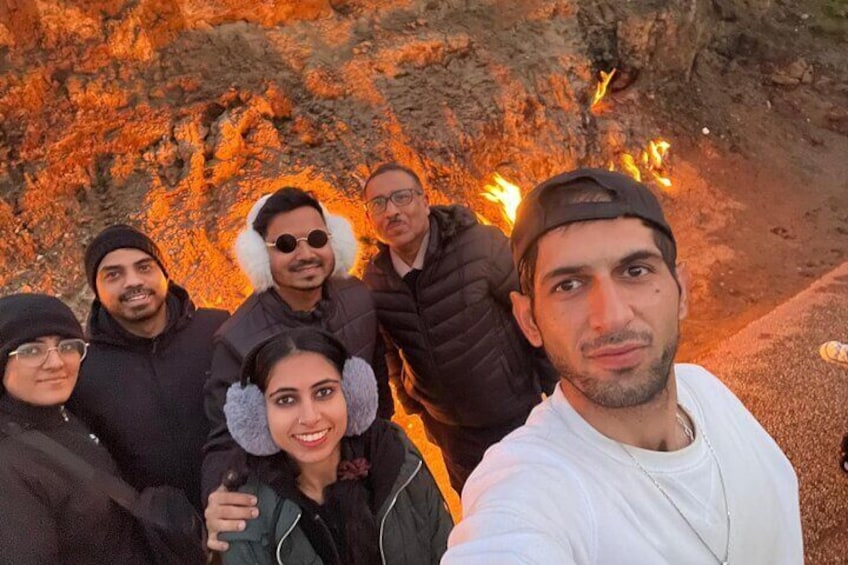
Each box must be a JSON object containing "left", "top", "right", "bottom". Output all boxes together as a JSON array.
[{"left": 205, "top": 485, "right": 259, "bottom": 552}]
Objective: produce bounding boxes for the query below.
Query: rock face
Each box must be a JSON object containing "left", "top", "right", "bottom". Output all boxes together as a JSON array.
[{"left": 0, "top": 0, "right": 760, "bottom": 307}]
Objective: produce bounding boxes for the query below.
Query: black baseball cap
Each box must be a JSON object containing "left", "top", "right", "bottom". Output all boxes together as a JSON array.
[{"left": 511, "top": 168, "right": 676, "bottom": 266}]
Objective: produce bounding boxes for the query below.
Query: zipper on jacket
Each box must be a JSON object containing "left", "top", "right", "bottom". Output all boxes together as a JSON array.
[
  {"left": 275, "top": 510, "right": 302, "bottom": 565},
  {"left": 59, "top": 405, "right": 69, "bottom": 422},
  {"left": 378, "top": 459, "right": 422, "bottom": 565},
  {"left": 313, "top": 513, "right": 342, "bottom": 564}
]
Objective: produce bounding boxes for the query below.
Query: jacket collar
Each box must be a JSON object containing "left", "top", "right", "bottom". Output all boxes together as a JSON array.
[
  {"left": 373, "top": 204, "right": 478, "bottom": 276},
  {"left": 0, "top": 393, "right": 69, "bottom": 430},
  {"left": 256, "top": 281, "right": 339, "bottom": 325}
]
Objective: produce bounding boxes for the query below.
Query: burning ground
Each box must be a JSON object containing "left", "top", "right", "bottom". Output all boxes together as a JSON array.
[{"left": 0, "top": 0, "right": 847, "bottom": 560}]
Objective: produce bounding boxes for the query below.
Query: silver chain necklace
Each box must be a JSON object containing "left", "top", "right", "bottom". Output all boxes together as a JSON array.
[{"left": 618, "top": 407, "right": 731, "bottom": 565}]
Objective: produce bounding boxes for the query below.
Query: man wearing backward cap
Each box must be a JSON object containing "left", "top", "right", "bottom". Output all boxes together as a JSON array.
[{"left": 444, "top": 169, "right": 803, "bottom": 564}]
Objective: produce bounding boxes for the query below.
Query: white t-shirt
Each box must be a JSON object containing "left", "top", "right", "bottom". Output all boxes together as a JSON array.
[{"left": 443, "top": 364, "right": 803, "bottom": 565}]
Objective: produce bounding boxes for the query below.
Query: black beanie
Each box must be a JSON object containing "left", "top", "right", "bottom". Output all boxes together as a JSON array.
[
  {"left": 84, "top": 224, "right": 168, "bottom": 293},
  {"left": 0, "top": 294, "right": 84, "bottom": 391}
]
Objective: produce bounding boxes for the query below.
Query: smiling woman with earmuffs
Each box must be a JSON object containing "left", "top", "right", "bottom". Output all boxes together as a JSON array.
[{"left": 220, "top": 327, "right": 452, "bottom": 565}]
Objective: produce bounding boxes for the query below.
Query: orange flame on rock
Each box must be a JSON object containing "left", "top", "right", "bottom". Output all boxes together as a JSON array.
[
  {"left": 620, "top": 153, "right": 641, "bottom": 182},
  {"left": 481, "top": 173, "right": 523, "bottom": 229},
  {"left": 591, "top": 68, "right": 616, "bottom": 110},
  {"left": 642, "top": 139, "right": 672, "bottom": 189},
  {"left": 608, "top": 139, "right": 673, "bottom": 191}
]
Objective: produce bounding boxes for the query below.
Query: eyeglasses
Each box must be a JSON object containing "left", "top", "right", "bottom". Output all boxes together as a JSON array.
[
  {"left": 364, "top": 188, "right": 423, "bottom": 215},
  {"left": 8, "top": 338, "right": 89, "bottom": 367},
  {"left": 266, "top": 229, "right": 332, "bottom": 254}
]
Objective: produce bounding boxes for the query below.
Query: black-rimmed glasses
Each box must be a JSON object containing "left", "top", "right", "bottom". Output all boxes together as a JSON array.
[
  {"left": 266, "top": 229, "right": 332, "bottom": 253},
  {"left": 8, "top": 339, "right": 89, "bottom": 367},
  {"left": 364, "top": 188, "right": 423, "bottom": 215}
]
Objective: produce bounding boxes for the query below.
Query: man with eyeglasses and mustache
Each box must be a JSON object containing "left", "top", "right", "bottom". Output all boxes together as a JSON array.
[
  {"left": 202, "top": 187, "right": 392, "bottom": 554},
  {"left": 66, "top": 224, "right": 229, "bottom": 512},
  {"left": 361, "top": 162, "right": 557, "bottom": 494}
]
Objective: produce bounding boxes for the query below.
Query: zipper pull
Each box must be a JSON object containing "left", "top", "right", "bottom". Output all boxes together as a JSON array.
[{"left": 59, "top": 406, "right": 69, "bottom": 422}]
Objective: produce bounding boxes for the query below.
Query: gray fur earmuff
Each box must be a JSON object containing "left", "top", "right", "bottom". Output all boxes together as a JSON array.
[
  {"left": 341, "top": 356, "right": 379, "bottom": 437},
  {"left": 223, "top": 355, "right": 380, "bottom": 456},
  {"left": 233, "top": 193, "right": 359, "bottom": 292},
  {"left": 224, "top": 383, "right": 280, "bottom": 456}
]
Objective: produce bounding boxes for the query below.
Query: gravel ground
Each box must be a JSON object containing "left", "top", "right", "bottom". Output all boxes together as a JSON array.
[{"left": 696, "top": 261, "right": 848, "bottom": 565}]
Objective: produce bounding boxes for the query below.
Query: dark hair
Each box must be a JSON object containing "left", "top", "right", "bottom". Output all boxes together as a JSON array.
[
  {"left": 246, "top": 328, "right": 380, "bottom": 564},
  {"left": 251, "top": 328, "right": 348, "bottom": 392},
  {"left": 252, "top": 187, "right": 325, "bottom": 238},
  {"left": 518, "top": 183, "right": 678, "bottom": 297},
  {"left": 362, "top": 162, "right": 423, "bottom": 197}
]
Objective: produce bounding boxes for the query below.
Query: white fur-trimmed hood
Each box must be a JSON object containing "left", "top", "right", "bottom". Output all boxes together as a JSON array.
[{"left": 234, "top": 195, "right": 359, "bottom": 292}]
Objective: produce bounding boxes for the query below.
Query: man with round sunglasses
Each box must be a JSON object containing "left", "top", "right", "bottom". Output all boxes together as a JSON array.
[
  {"left": 361, "top": 162, "right": 557, "bottom": 493},
  {"left": 266, "top": 227, "right": 331, "bottom": 253},
  {"left": 0, "top": 293, "right": 157, "bottom": 563},
  {"left": 202, "top": 186, "right": 392, "bottom": 554},
  {"left": 66, "top": 224, "right": 229, "bottom": 512}
]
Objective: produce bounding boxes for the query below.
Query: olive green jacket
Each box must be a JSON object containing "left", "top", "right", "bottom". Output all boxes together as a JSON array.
[{"left": 220, "top": 428, "right": 452, "bottom": 565}]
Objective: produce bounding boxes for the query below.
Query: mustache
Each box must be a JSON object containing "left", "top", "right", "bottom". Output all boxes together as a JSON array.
[
  {"left": 288, "top": 259, "right": 324, "bottom": 272},
  {"left": 581, "top": 330, "right": 652, "bottom": 355},
  {"left": 119, "top": 286, "right": 152, "bottom": 302}
]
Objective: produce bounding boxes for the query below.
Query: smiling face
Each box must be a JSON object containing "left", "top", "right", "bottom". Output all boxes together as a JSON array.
[
  {"left": 264, "top": 351, "right": 347, "bottom": 470},
  {"left": 511, "top": 217, "right": 688, "bottom": 409},
  {"left": 3, "top": 335, "right": 82, "bottom": 406},
  {"left": 364, "top": 169, "right": 430, "bottom": 256},
  {"left": 95, "top": 248, "right": 169, "bottom": 335},
  {"left": 265, "top": 207, "right": 335, "bottom": 297}
]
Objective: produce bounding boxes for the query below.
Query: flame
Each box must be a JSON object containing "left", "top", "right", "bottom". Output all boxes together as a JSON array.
[
  {"left": 481, "top": 173, "right": 523, "bottom": 228},
  {"left": 644, "top": 139, "right": 672, "bottom": 190},
  {"left": 474, "top": 212, "right": 492, "bottom": 226},
  {"left": 608, "top": 139, "right": 673, "bottom": 191},
  {"left": 591, "top": 68, "right": 616, "bottom": 110},
  {"left": 620, "top": 153, "right": 641, "bottom": 182}
]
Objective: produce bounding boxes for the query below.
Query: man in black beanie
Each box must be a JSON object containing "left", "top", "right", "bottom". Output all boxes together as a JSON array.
[{"left": 67, "top": 224, "right": 229, "bottom": 511}]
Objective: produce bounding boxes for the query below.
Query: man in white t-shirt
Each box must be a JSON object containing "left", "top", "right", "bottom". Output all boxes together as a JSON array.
[{"left": 443, "top": 169, "right": 803, "bottom": 564}]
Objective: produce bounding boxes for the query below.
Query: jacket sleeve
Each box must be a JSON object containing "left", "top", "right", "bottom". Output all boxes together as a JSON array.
[
  {"left": 420, "top": 466, "right": 453, "bottom": 564},
  {"left": 0, "top": 461, "right": 61, "bottom": 564},
  {"left": 201, "top": 340, "right": 242, "bottom": 504},
  {"left": 218, "top": 483, "right": 278, "bottom": 565},
  {"left": 482, "top": 226, "right": 520, "bottom": 309},
  {"left": 370, "top": 327, "right": 395, "bottom": 420},
  {"left": 380, "top": 326, "right": 425, "bottom": 416}
]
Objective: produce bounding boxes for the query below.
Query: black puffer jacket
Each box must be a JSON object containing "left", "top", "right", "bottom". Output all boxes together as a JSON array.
[
  {"left": 67, "top": 283, "right": 228, "bottom": 511},
  {"left": 202, "top": 277, "right": 391, "bottom": 501},
  {"left": 363, "top": 205, "right": 555, "bottom": 428},
  {"left": 0, "top": 395, "right": 153, "bottom": 565}
]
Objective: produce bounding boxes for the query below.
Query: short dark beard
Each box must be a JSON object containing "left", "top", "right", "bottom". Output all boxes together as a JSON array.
[
  {"left": 120, "top": 297, "right": 166, "bottom": 323},
  {"left": 552, "top": 339, "right": 678, "bottom": 409}
]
